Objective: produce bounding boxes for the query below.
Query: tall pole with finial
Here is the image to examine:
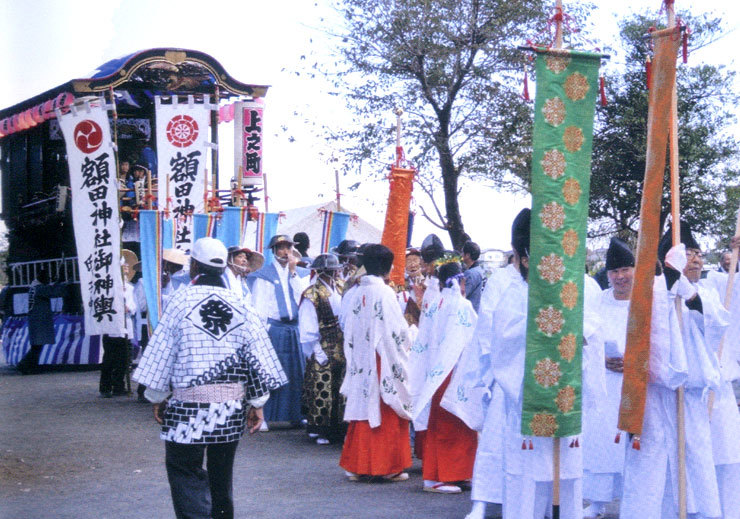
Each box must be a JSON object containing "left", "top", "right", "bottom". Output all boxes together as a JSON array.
[{"left": 664, "top": 1, "right": 687, "bottom": 518}]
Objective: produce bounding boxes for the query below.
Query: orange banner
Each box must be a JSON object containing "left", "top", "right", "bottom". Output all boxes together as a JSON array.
[
  {"left": 618, "top": 28, "right": 682, "bottom": 435},
  {"left": 380, "top": 167, "right": 415, "bottom": 286}
]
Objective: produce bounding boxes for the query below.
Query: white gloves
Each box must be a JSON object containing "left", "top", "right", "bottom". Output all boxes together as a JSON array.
[
  {"left": 671, "top": 274, "right": 697, "bottom": 300},
  {"left": 665, "top": 243, "right": 687, "bottom": 273}
]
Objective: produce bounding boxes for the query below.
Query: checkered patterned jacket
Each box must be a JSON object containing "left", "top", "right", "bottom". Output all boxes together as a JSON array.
[{"left": 133, "top": 284, "right": 287, "bottom": 443}]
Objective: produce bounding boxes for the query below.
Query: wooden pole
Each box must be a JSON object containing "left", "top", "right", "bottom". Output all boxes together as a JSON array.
[
  {"left": 335, "top": 168, "right": 342, "bottom": 213},
  {"left": 665, "top": 2, "right": 687, "bottom": 518},
  {"left": 709, "top": 205, "right": 740, "bottom": 418},
  {"left": 146, "top": 168, "right": 152, "bottom": 210},
  {"left": 263, "top": 172, "right": 269, "bottom": 213},
  {"left": 211, "top": 87, "right": 219, "bottom": 196},
  {"left": 165, "top": 174, "right": 171, "bottom": 216}
]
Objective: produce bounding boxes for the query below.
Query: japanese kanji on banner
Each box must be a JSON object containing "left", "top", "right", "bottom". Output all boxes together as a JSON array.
[
  {"left": 57, "top": 101, "right": 126, "bottom": 336},
  {"left": 522, "top": 49, "right": 601, "bottom": 438},
  {"left": 155, "top": 96, "right": 212, "bottom": 253},
  {"left": 233, "top": 100, "right": 264, "bottom": 186}
]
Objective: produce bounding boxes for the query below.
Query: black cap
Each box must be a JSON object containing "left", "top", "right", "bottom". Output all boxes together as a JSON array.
[
  {"left": 420, "top": 234, "right": 444, "bottom": 263},
  {"left": 511, "top": 208, "right": 531, "bottom": 258},
  {"left": 658, "top": 221, "right": 700, "bottom": 263},
  {"left": 605, "top": 237, "right": 635, "bottom": 271}
]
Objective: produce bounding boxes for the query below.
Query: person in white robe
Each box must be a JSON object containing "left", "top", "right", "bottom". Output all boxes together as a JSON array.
[
  {"left": 410, "top": 259, "right": 478, "bottom": 493},
  {"left": 339, "top": 244, "right": 414, "bottom": 480},
  {"left": 461, "top": 208, "right": 605, "bottom": 519},
  {"left": 582, "top": 238, "right": 634, "bottom": 518},
  {"left": 620, "top": 225, "right": 723, "bottom": 519},
  {"left": 698, "top": 237, "right": 740, "bottom": 519}
]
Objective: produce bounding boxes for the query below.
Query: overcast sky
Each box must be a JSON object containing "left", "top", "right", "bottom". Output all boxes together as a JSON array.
[{"left": 0, "top": 0, "right": 737, "bottom": 250}]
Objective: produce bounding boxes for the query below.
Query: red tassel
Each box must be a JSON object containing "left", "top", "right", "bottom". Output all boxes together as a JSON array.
[
  {"left": 362, "top": 295, "right": 366, "bottom": 307},
  {"left": 569, "top": 439, "right": 575, "bottom": 448},
  {"left": 522, "top": 67, "right": 530, "bottom": 101},
  {"left": 522, "top": 440, "right": 527, "bottom": 450},
  {"left": 614, "top": 432, "right": 621, "bottom": 444},
  {"left": 528, "top": 439, "right": 534, "bottom": 450},
  {"left": 599, "top": 77, "right": 607, "bottom": 106},
  {"left": 632, "top": 436, "right": 641, "bottom": 451},
  {"left": 645, "top": 57, "right": 652, "bottom": 90},
  {"left": 682, "top": 30, "right": 688, "bottom": 63},
  {"left": 575, "top": 437, "right": 579, "bottom": 448}
]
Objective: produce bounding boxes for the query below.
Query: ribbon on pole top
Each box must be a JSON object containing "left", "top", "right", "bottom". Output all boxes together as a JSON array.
[
  {"left": 56, "top": 101, "right": 126, "bottom": 337},
  {"left": 618, "top": 27, "right": 683, "bottom": 436},
  {"left": 521, "top": 48, "right": 601, "bottom": 438},
  {"left": 319, "top": 210, "right": 351, "bottom": 254}
]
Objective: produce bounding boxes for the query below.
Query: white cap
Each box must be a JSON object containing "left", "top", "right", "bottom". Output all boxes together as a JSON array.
[{"left": 191, "top": 237, "right": 227, "bottom": 268}]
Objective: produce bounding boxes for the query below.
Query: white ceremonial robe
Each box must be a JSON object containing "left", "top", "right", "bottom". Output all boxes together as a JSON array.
[
  {"left": 411, "top": 284, "right": 477, "bottom": 431},
  {"left": 583, "top": 288, "right": 629, "bottom": 503},
  {"left": 492, "top": 273, "right": 605, "bottom": 519},
  {"left": 699, "top": 275, "right": 740, "bottom": 519},
  {"left": 249, "top": 259, "right": 308, "bottom": 322},
  {"left": 620, "top": 276, "right": 725, "bottom": 519},
  {"left": 340, "top": 275, "right": 413, "bottom": 427},
  {"left": 441, "top": 264, "right": 520, "bottom": 505}
]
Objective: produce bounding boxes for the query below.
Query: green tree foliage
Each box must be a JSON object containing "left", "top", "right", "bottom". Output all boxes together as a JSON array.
[
  {"left": 326, "top": 0, "right": 570, "bottom": 249},
  {"left": 589, "top": 13, "right": 740, "bottom": 241}
]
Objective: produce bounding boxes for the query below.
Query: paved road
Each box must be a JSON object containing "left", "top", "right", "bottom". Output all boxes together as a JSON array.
[{"left": 1, "top": 367, "right": 488, "bottom": 519}]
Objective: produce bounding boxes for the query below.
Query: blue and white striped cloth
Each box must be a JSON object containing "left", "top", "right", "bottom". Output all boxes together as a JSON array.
[{"left": 1, "top": 315, "right": 102, "bottom": 366}]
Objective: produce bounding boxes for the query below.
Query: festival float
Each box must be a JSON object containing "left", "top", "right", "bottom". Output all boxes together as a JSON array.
[{"left": 0, "top": 48, "right": 273, "bottom": 367}]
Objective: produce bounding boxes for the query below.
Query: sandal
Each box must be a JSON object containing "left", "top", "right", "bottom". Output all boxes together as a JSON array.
[
  {"left": 382, "top": 472, "right": 409, "bottom": 482},
  {"left": 423, "top": 482, "right": 462, "bottom": 494}
]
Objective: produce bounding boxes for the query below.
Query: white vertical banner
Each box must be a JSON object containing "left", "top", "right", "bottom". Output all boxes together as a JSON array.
[
  {"left": 233, "top": 100, "right": 264, "bottom": 186},
  {"left": 155, "top": 96, "right": 212, "bottom": 253},
  {"left": 57, "top": 101, "right": 126, "bottom": 336}
]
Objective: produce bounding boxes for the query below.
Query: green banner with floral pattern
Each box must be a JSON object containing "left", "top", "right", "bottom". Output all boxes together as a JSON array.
[{"left": 521, "top": 49, "right": 601, "bottom": 438}]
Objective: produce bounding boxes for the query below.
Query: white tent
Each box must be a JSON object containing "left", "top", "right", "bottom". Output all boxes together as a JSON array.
[{"left": 275, "top": 201, "right": 382, "bottom": 255}]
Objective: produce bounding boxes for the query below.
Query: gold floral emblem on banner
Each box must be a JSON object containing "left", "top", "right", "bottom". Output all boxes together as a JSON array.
[
  {"left": 546, "top": 56, "right": 570, "bottom": 74},
  {"left": 541, "top": 149, "right": 567, "bottom": 179},
  {"left": 558, "top": 333, "right": 577, "bottom": 362},
  {"left": 560, "top": 281, "right": 579, "bottom": 309},
  {"left": 564, "top": 72, "right": 590, "bottom": 101},
  {"left": 540, "top": 202, "right": 566, "bottom": 232},
  {"left": 538, "top": 253, "right": 565, "bottom": 284},
  {"left": 563, "top": 126, "right": 584, "bottom": 152},
  {"left": 556, "top": 386, "right": 576, "bottom": 413},
  {"left": 562, "top": 229, "right": 579, "bottom": 257},
  {"left": 563, "top": 178, "right": 582, "bottom": 205},
  {"left": 533, "top": 357, "right": 562, "bottom": 387},
  {"left": 536, "top": 306, "right": 565, "bottom": 336},
  {"left": 543, "top": 97, "right": 566, "bottom": 127},
  {"left": 530, "top": 413, "right": 559, "bottom": 436}
]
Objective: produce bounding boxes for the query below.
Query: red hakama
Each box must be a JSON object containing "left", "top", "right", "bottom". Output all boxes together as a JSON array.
[
  {"left": 421, "top": 374, "right": 478, "bottom": 482},
  {"left": 340, "top": 356, "right": 412, "bottom": 476}
]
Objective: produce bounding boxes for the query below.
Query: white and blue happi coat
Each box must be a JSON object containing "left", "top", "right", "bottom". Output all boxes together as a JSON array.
[{"left": 133, "top": 284, "right": 287, "bottom": 444}]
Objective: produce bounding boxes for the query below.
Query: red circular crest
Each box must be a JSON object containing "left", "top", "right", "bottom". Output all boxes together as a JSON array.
[
  {"left": 166, "top": 115, "right": 199, "bottom": 148},
  {"left": 73, "top": 120, "right": 103, "bottom": 153}
]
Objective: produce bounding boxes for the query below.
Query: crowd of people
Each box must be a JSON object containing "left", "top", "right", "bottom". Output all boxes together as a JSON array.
[{"left": 117, "top": 215, "right": 739, "bottom": 519}]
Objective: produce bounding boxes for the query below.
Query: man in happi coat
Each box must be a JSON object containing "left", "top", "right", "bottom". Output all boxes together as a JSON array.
[
  {"left": 248, "top": 234, "right": 310, "bottom": 428},
  {"left": 299, "top": 253, "right": 346, "bottom": 445},
  {"left": 620, "top": 224, "right": 724, "bottom": 519},
  {"left": 133, "top": 238, "right": 287, "bottom": 519},
  {"left": 410, "top": 259, "right": 478, "bottom": 493},
  {"left": 582, "top": 238, "right": 635, "bottom": 518},
  {"left": 222, "top": 246, "right": 263, "bottom": 305},
  {"left": 339, "top": 244, "right": 414, "bottom": 482}
]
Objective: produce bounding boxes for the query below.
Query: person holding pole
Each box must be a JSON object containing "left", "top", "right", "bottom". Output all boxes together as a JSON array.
[{"left": 620, "top": 224, "right": 724, "bottom": 519}]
